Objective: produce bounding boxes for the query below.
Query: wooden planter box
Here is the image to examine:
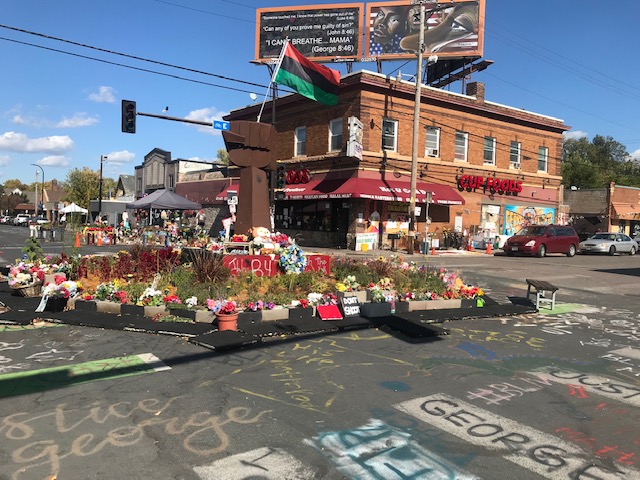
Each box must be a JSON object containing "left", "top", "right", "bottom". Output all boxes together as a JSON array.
[
  {"left": 360, "top": 302, "right": 392, "bottom": 318},
  {"left": 73, "top": 299, "right": 97, "bottom": 312},
  {"left": 95, "top": 300, "right": 122, "bottom": 315},
  {"left": 121, "top": 304, "right": 144, "bottom": 316},
  {"left": 261, "top": 308, "right": 289, "bottom": 322},
  {"left": 144, "top": 306, "right": 167, "bottom": 317},
  {"left": 45, "top": 297, "right": 68, "bottom": 312},
  {"left": 169, "top": 307, "right": 214, "bottom": 323},
  {"left": 338, "top": 291, "right": 368, "bottom": 304},
  {"left": 288, "top": 307, "right": 314, "bottom": 321},
  {"left": 395, "top": 298, "right": 474, "bottom": 312}
]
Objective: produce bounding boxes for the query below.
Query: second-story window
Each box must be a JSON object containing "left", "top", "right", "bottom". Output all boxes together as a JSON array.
[
  {"left": 295, "top": 126, "right": 307, "bottom": 156},
  {"left": 510, "top": 141, "right": 521, "bottom": 168},
  {"left": 538, "top": 146, "right": 548, "bottom": 172},
  {"left": 425, "top": 127, "right": 440, "bottom": 157},
  {"left": 454, "top": 131, "right": 468, "bottom": 162},
  {"left": 168, "top": 174, "right": 174, "bottom": 189},
  {"left": 329, "top": 118, "right": 343, "bottom": 152},
  {"left": 382, "top": 118, "right": 398, "bottom": 152},
  {"left": 483, "top": 137, "right": 496, "bottom": 165}
]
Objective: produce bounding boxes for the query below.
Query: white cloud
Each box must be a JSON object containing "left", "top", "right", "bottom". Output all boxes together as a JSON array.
[
  {"left": 12, "top": 114, "right": 48, "bottom": 128},
  {"left": 187, "top": 156, "right": 215, "bottom": 162},
  {"left": 56, "top": 113, "right": 99, "bottom": 128},
  {"left": 0, "top": 132, "right": 73, "bottom": 153},
  {"left": 630, "top": 149, "right": 640, "bottom": 161},
  {"left": 37, "top": 155, "right": 69, "bottom": 167},
  {"left": 186, "top": 107, "right": 228, "bottom": 134},
  {"left": 563, "top": 130, "right": 588, "bottom": 140},
  {"left": 104, "top": 150, "right": 135, "bottom": 165},
  {"left": 88, "top": 86, "right": 116, "bottom": 103},
  {"left": 0, "top": 155, "right": 9, "bottom": 166}
]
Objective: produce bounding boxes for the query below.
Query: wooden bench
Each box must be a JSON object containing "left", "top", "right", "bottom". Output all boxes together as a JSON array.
[{"left": 526, "top": 279, "right": 559, "bottom": 310}]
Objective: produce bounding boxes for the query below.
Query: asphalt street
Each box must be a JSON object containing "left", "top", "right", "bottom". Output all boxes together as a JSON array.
[{"left": 1, "top": 225, "right": 640, "bottom": 479}]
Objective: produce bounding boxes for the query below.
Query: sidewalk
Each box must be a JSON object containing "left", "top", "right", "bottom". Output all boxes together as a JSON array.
[{"left": 0, "top": 282, "right": 535, "bottom": 353}]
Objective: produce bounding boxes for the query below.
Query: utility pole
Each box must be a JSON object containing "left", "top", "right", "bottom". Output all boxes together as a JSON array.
[
  {"left": 98, "top": 155, "right": 107, "bottom": 219},
  {"left": 408, "top": 1, "right": 426, "bottom": 254}
]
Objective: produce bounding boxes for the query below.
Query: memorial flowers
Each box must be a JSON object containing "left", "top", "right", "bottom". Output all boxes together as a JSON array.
[
  {"left": 207, "top": 299, "right": 237, "bottom": 315},
  {"left": 41, "top": 280, "right": 83, "bottom": 299},
  {"left": 138, "top": 287, "right": 164, "bottom": 306},
  {"left": 245, "top": 300, "right": 275, "bottom": 311},
  {"left": 279, "top": 243, "right": 307, "bottom": 274}
]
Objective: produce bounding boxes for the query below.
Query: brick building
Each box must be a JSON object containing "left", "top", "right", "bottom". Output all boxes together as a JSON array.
[
  {"left": 222, "top": 69, "right": 570, "bottom": 249},
  {"left": 565, "top": 183, "right": 640, "bottom": 239}
]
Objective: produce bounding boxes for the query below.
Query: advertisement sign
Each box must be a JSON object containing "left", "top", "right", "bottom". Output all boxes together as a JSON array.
[
  {"left": 256, "top": 4, "right": 364, "bottom": 62},
  {"left": 365, "top": 0, "right": 484, "bottom": 60},
  {"left": 504, "top": 206, "right": 555, "bottom": 236},
  {"left": 355, "top": 232, "right": 378, "bottom": 251}
]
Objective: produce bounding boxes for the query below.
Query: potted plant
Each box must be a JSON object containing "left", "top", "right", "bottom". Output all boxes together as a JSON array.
[
  {"left": 360, "top": 284, "right": 392, "bottom": 318},
  {"left": 208, "top": 299, "right": 239, "bottom": 331}
]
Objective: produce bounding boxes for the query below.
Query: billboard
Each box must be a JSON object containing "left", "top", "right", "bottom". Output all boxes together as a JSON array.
[
  {"left": 255, "top": 4, "right": 364, "bottom": 62},
  {"left": 364, "top": 0, "right": 484, "bottom": 60}
]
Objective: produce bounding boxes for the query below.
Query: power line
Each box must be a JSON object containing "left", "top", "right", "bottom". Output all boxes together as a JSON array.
[
  {"left": 0, "top": 35, "right": 261, "bottom": 95},
  {"left": 0, "top": 24, "right": 268, "bottom": 91},
  {"left": 150, "top": 0, "right": 254, "bottom": 23}
]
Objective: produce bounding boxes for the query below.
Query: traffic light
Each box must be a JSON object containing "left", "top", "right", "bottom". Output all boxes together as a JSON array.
[
  {"left": 276, "top": 164, "right": 286, "bottom": 189},
  {"left": 121, "top": 100, "right": 136, "bottom": 134}
]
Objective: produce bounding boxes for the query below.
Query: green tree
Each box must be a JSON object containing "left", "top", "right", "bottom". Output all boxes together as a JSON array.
[
  {"left": 216, "top": 148, "right": 229, "bottom": 166},
  {"left": 63, "top": 168, "right": 116, "bottom": 210},
  {"left": 3, "top": 179, "right": 28, "bottom": 191},
  {"left": 562, "top": 135, "right": 638, "bottom": 188}
]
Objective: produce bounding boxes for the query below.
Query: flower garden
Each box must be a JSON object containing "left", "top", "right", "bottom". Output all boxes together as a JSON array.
[{"left": 5, "top": 234, "right": 484, "bottom": 328}]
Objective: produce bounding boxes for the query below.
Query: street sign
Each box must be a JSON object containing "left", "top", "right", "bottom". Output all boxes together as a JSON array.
[{"left": 213, "top": 120, "right": 230, "bottom": 131}]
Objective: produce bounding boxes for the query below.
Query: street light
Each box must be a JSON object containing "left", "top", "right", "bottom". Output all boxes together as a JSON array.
[
  {"left": 30, "top": 164, "right": 44, "bottom": 218},
  {"left": 98, "top": 155, "right": 107, "bottom": 219}
]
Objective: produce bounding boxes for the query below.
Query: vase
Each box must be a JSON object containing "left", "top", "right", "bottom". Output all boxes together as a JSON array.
[{"left": 216, "top": 313, "right": 239, "bottom": 331}]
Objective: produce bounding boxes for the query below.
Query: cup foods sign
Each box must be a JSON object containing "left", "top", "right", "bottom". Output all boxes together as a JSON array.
[{"left": 457, "top": 174, "right": 522, "bottom": 195}]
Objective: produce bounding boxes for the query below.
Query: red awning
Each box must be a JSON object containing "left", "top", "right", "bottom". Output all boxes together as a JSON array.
[
  {"left": 215, "top": 179, "right": 464, "bottom": 205},
  {"left": 284, "top": 178, "right": 464, "bottom": 205},
  {"left": 214, "top": 184, "right": 241, "bottom": 201}
]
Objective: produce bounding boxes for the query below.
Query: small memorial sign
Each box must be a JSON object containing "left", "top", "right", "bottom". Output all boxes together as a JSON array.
[
  {"left": 317, "top": 305, "right": 343, "bottom": 321},
  {"left": 340, "top": 295, "right": 361, "bottom": 317}
]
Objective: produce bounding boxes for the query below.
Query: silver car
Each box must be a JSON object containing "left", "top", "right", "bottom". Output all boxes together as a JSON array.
[{"left": 578, "top": 232, "right": 638, "bottom": 255}]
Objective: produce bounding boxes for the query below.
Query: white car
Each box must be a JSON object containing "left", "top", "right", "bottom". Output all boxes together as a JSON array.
[
  {"left": 13, "top": 214, "right": 30, "bottom": 226},
  {"left": 578, "top": 232, "right": 637, "bottom": 256}
]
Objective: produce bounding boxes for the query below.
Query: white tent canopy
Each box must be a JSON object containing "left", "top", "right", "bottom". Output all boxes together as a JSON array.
[{"left": 60, "top": 203, "right": 88, "bottom": 214}]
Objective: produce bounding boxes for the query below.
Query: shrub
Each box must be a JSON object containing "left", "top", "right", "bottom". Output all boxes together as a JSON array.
[{"left": 190, "top": 250, "right": 230, "bottom": 284}]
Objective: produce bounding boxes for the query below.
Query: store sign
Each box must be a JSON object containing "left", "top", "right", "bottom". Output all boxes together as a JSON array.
[
  {"left": 457, "top": 174, "right": 522, "bottom": 195},
  {"left": 286, "top": 169, "right": 310, "bottom": 184}
]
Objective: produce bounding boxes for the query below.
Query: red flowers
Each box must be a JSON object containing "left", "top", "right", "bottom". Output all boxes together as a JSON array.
[{"left": 298, "top": 298, "right": 309, "bottom": 309}]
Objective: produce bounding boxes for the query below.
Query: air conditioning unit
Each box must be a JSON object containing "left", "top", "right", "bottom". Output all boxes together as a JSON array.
[
  {"left": 427, "top": 148, "right": 439, "bottom": 157},
  {"left": 511, "top": 162, "right": 521, "bottom": 169}
]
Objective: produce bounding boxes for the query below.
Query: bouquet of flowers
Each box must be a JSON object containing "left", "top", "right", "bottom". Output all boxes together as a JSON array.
[
  {"left": 279, "top": 243, "right": 307, "bottom": 274},
  {"left": 137, "top": 287, "right": 164, "bottom": 306},
  {"left": 94, "top": 282, "right": 117, "bottom": 301},
  {"left": 245, "top": 300, "right": 275, "bottom": 311},
  {"left": 163, "top": 294, "right": 182, "bottom": 305},
  {"left": 207, "top": 299, "right": 237, "bottom": 315},
  {"left": 8, "top": 262, "right": 45, "bottom": 287},
  {"left": 291, "top": 298, "right": 310, "bottom": 309},
  {"left": 184, "top": 296, "right": 198, "bottom": 308},
  {"left": 367, "top": 284, "right": 386, "bottom": 303},
  {"left": 41, "top": 280, "right": 82, "bottom": 299},
  {"left": 336, "top": 275, "right": 359, "bottom": 292}
]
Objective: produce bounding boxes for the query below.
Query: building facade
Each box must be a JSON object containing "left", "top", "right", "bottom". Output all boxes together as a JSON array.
[{"left": 223, "top": 70, "right": 570, "bottom": 250}]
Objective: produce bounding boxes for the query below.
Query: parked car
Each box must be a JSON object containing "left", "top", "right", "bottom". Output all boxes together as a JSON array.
[
  {"left": 13, "top": 214, "right": 31, "bottom": 226},
  {"left": 503, "top": 224, "right": 579, "bottom": 257},
  {"left": 0, "top": 215, "right": 12, "bottom": 224},
  {"left": 28, "top": 216, "right": 49, "bottom": 226},
  {"left": 578, "top": 232, "right": 637, "bottom": 256}
]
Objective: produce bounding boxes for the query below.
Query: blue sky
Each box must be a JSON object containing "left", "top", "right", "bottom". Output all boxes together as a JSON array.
[{"left": 2, "top": 0, "right": 639, "bottom": 186}]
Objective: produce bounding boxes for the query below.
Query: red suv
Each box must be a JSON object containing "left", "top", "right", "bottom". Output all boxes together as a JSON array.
[{"left": 504, "top": 224, "right": 579, "bottom": 257}]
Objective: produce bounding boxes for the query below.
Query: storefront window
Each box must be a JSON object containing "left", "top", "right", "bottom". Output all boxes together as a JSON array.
[{"left": 275, "top": 200, "right": 334, "bottom": 232}]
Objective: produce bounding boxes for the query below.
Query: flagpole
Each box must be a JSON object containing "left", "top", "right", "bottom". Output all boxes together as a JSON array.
[{"left": 257, "top": 40, "right": 289, "bottom": 123}]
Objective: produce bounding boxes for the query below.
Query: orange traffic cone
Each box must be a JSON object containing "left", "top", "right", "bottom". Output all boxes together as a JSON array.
[
  {"left": 468, "top": 242, "right": 474, "bottom": 252},
  {"left": 486, "top": 243, "right": 492, "bottom": 255},
  {"left": 97, "top": 235, "right": 103, "bottom": 247},
  {"left": 431, "top": 246, "right": 436, "bottom": 256},
  {"left": 75, "top": 232, "right": 81, "bottom": 248}
]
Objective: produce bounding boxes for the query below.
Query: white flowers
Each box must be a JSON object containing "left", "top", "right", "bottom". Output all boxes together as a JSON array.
[{"left": 185, "top": 296, "right": 198, "bottom": 308}]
